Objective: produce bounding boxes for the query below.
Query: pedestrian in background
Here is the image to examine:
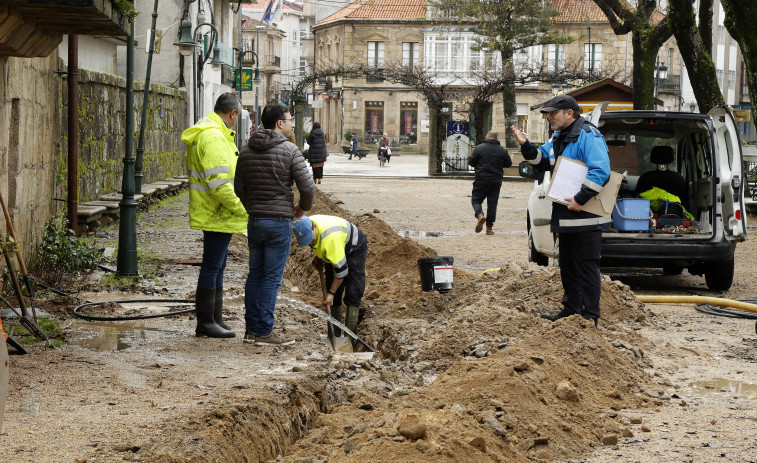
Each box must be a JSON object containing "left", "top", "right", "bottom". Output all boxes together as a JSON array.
[
  {"left": 378, "top": 133, "right": 391, "bottom": 163},
  {"left": 293, "top": 214, "right": 368, "bottom": 336},
  {"left": 181, "top": 92, "right": 248, "bottom": 339},
  {"left": 510, "top": 94, "right": 611, "bottom": 326},
  {"left": 350, "top": 132, "right": 362, "bottom": 160},
  {"left": 307, "top": 122, "right": 328, "bottom": 184},
  {"left": 235, "top": 103, "right": 316, "bottom": 345},
  {"left": 468, "top": 131, "right": 512, "bottom": 235}
]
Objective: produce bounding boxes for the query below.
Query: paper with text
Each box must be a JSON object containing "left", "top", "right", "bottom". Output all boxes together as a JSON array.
[{"left": 547, "top": 157, "right": 588, "bottom": 204}]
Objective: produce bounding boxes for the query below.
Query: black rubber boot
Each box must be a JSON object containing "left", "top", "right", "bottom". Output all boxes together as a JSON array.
[
  {"left": 213, "top": 285, "right": 232, "bottom": 330},
  {"left": 195, "top": 287, "right": 235, "bottom": 338},
  {"left": 331, "top": 305, "right": 344, "bottom": 337},
  {"left": 346, "top": 306, "right": 360, "bottom": 334},
  {"left": 540, "top": 307, "right": 574, "bottom": 322}
]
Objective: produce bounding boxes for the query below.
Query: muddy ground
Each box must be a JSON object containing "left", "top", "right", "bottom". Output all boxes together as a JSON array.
[{"left": 1, "top": 175, "right": 757, "bottom": 462}]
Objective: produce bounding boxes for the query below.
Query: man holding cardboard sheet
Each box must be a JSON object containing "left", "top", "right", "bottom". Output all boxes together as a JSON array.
[{"left": 510, "top": 94, "right": 611, "bottom": 326}]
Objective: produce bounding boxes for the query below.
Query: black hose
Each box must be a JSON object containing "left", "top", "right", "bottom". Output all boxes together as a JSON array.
[
  {"left": 73, "top": 299, "right": 195, "bottom": 321},
  {"left": 32, "top": 280, "right": 195, "bottom": 321}
]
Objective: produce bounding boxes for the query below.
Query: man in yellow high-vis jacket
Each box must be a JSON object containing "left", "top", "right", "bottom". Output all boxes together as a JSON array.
[
  {"left": 181, "top": 93, "right": 248, "bottom": 338},
  {"left": 293, "top": 215, "right": 368, "bottom": 335}
]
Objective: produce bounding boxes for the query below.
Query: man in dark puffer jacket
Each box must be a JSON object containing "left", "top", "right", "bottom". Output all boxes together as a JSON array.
[{"left": 235, "top": 103, "right": 316, "bottom": 346}]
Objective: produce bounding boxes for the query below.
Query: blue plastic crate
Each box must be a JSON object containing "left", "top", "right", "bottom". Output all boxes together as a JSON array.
[{"left": 612, "top": 199, "right": 651, "bottom": 231}]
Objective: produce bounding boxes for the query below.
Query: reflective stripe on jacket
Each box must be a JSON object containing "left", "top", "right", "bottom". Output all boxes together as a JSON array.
[
  {"left": 310, "top": 215, "right": 359, "bottom": 279},
  {"left": 181, "top": 111, "right": 248, "bottom": 233},
  {"left": 521, "top": 116, "right": 611, "bottom": 233}
]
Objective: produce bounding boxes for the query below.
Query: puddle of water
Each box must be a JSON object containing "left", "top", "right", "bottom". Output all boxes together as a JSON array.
[
  {"left": 396, "top": 230, "right": 445, "bottom": 238},
  {"left": 71, "top": 320, "right": 167, "bottom": 352},
  {"left": 684, "top": 378, "right": 757, "bottom": 398}
]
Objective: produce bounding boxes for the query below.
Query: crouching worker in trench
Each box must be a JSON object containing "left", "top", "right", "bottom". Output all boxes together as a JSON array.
[{"left": 292, "top": 215, "right": 368, "bottom": 336}]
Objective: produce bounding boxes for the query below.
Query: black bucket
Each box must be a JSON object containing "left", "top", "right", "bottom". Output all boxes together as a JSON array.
[{"left": 417, "top": 256, "right": 454, "bottom": 292}]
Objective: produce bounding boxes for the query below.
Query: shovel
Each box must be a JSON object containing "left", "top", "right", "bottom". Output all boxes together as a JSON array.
[{"left": 318, "top": 267, "right": 353, "bottom": 353}]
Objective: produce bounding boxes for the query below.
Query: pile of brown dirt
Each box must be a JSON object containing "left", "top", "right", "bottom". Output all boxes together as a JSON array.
[
  {"left": 282, "top": 317, "right": 654, "bottom": 463},
  {"left": 142, "top": 188, "right": 659, "bottom": 463}
]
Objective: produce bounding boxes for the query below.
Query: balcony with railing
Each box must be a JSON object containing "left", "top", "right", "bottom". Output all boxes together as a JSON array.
[{"left": 658, "top": 74, "right": 682, "bottom": 95}]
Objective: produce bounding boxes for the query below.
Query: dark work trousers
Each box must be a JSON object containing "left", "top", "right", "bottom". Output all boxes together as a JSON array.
[
  {"left": 558, "top": 230, "right": 602, "bottom": 320},
  {"left": 198, "top": 231, "right": 232, "bottom": 289},
  {"left": 471, "top": 179, "right": 502, "bottom": 227},
  {"left": 325, "top": 229, "right": 368, "bottom": 308}
]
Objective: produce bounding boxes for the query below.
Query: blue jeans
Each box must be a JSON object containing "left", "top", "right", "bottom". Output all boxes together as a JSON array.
[
  {"left": 198, "top": 231, "right": 232, "bottom": 289},
  {"left": 244, "top": 217, "right": 292, "bottom": 336}
]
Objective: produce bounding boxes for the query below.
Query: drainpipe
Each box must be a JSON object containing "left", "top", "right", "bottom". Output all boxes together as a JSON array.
[
  {"left": 135, "top": 0, "right": 160, "bottom": 193},
  {"left": 117, "top": 22, "right": 139, "bottom": 276},
  {"left": 67, "top": 35, "right": 79, "bottom": 234}
]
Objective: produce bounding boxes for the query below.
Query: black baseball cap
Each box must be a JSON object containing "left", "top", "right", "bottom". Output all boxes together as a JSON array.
[{"left": 540, "top": 94, "right": 581, "bottom": 114}]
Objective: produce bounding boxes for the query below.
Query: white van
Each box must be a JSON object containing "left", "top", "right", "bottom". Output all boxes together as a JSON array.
[{"left": 521, "top": 104, "right": 747, "bottom": 290}]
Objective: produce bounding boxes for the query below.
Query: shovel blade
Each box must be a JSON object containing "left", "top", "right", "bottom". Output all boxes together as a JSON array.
[{"left": 332, "top": 336, "right": 353, "bottom": 353}]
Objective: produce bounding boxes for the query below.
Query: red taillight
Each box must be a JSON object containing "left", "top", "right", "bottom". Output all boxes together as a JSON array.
[{"left": 735, "top": 210, "right": 741, "bottom": 220}]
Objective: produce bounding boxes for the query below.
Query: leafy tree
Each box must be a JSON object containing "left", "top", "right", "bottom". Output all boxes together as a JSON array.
[{"left": 720, "top": 0, "right": 757, "bottom": 122}]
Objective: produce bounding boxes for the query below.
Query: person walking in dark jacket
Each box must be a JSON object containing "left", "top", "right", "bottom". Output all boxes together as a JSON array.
[
  {"left": 235, "top": 103, "right": 316, "bottom": 346},
  {"left": 468, "top": 131, "right": 512, "bottom": 235},
  {"left": 306, "top": 122, "right": 328, "bottom": 184},
  {"left": 350, "top": 133, "right": 362, "bottom": 160}
]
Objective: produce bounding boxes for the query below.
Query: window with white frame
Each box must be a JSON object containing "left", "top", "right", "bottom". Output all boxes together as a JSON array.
[
  {"left": 424, "top": 32, "right": 500, "bottom": 78},
  {"left": 402, "top": 42, "right": 420, "bottom": 69},
  {"left": 584, "top": 43, "right": 602, "bottom": 74},
  {"left": 367, "top": 41, "right": 384, "bottom": 68},
  {"left": 547, "top": 44, "right": 566, "bottom": 72},
  {"left": 514, "top": 45, "right": 541, "bottom": 78}
]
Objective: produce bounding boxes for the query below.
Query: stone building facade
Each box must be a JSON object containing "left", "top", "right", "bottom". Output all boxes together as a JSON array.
[{"left": 311, "top": 0, "right": 681, "bottom": 158}]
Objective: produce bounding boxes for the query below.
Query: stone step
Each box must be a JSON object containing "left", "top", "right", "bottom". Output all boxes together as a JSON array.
[
  {"left": 99, "top": 192, "right": 145, "bottom": 202},
  {"left": 81, "top": 200, "right": 120, "bottom": 211},
  {"left": 77, "top": 205, "right": 107, "bottom": 222}
]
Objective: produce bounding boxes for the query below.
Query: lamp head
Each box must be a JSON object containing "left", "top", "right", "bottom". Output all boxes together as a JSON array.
[
  {"left": 175, "top": 19, "right": 195, "bottom": 56},
  {"left": 657, "top": 62, "right": 668, "bottom": 81},
  {"left": 252, "top": 68, "right": 261, "bottom": 82},
  {"left": 210, "top": 44, "right": 224, "bottom": 68}
]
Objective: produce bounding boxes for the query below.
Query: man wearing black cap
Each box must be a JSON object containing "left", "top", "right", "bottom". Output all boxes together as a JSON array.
[{"left": 510, "top": 94, "right": 611, "bottom": 326}]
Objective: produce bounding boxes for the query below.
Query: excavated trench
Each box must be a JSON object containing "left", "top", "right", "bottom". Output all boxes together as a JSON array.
[{"left": 140, "top": 190, "right": 663, "bottom": 463}]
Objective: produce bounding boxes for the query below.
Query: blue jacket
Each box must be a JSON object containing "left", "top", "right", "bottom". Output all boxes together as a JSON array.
[{"left": 521, "top": 116, "right": 611, "bottom": 233}]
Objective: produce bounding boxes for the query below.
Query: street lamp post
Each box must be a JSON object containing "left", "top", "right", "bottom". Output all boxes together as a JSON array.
[
  {"left": 236, "top": 49, "right": 261, "bottom": 148},
  {"left": 174, "top": 20, "right": 225, "bottom": 123},
  {"left": 255, "top": 26, "right": 265, "bottom": 130},
  {"left": 654, "top": 59, "right": 668, "bottom": 110}
]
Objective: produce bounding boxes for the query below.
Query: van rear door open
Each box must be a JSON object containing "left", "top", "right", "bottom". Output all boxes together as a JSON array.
[{"left": 710, "top": 106, "right": 747, "bottom": 242}]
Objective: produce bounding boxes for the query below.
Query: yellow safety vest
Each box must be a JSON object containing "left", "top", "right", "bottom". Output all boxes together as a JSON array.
[
  {"left": 311, "top": 215, "right": 357, "bottom": 279},
  {"left": 181, "top": 112, "right": 248, "bottom": 233}
]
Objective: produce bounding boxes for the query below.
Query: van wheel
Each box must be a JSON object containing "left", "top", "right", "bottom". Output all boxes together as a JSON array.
[
  {"left": 528, "top": 228, "right": 548, "bottom": 266},
  {"left": 704, "top": 258, "right": 735, "bottom": 291}
]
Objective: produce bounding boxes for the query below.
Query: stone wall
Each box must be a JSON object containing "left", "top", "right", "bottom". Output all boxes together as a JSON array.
[
  {"left": 0, "top": 55, "right": 61, "bottom": 262},
  {"left": 56, "top": 67, "right": 188, "bottom": 203},
  {"left": 0, "top": 55, "right": 187, "bottom": 262}
]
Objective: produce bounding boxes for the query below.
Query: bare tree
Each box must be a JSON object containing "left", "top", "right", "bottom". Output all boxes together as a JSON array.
[
  {"left": 667, "top": 0, "right": 725, "bottom": 113},
  {"left": 591, "top": 0, "right": 673, "bottom": 110},
  {"left": 720, "top": 0, "right": 757, "bottom": 123}
]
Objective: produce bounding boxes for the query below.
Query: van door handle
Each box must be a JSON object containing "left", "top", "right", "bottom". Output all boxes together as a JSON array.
[{"left": 538, "top": 194, "right": 546, "bottom": 199}]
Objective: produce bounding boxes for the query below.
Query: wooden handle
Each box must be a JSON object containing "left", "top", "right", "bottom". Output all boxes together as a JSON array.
[{"left": 0, "top": 188, "right": 28, "bottom": 275}]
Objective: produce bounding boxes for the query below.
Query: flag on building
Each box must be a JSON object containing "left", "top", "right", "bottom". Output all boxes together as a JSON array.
[{"left": 262, "top": 0, "right": 284, "bottom": 25}]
